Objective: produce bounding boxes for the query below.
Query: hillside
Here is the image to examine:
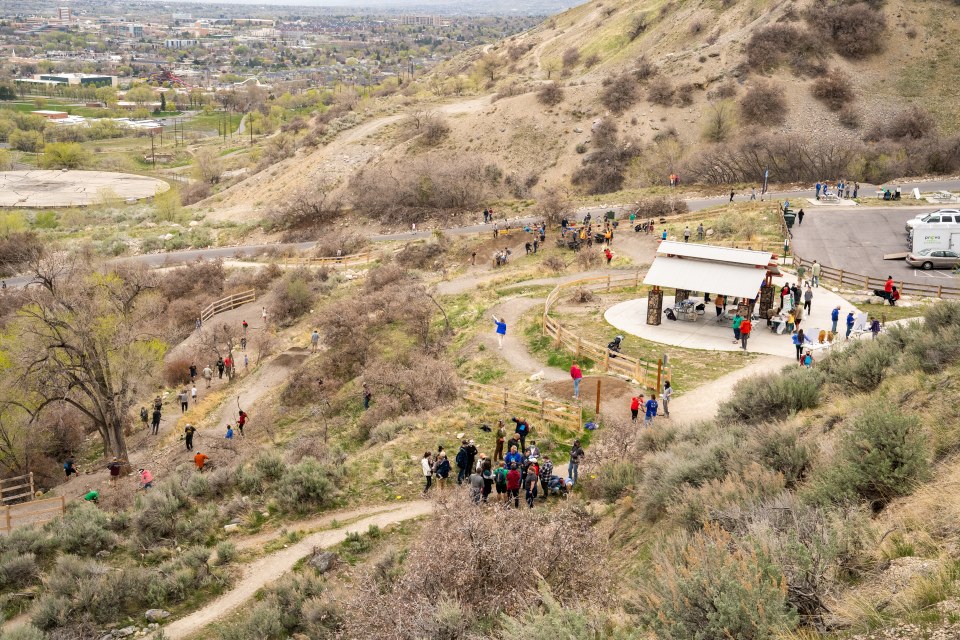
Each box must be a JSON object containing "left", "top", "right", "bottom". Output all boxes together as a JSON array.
[{"left": 198, "top": 0, "right": 960, "bottom": 226}]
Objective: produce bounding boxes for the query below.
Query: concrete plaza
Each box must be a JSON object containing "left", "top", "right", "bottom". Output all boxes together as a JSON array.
[
  {"left": 0, "top": 170, "right": 169, "bottom": 207},
  {"left": 605, "top": 276, "right": 864, "bottom": 358}
]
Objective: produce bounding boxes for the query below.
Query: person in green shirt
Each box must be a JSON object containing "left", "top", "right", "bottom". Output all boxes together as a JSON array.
[
  {"left": 83, "top": 489, "right": 99, "bottom": 503},
  {"left": 796, "top": 264, "right": 806, "bottom": 285},
  {"left": 732, "top": 312, "right": 744, "bottom": 344}
]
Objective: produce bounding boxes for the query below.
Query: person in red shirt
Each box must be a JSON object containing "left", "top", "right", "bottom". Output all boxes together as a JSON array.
[
  {"left": 604, "top": 248, "right": 613, "bottom": 265},
  {"left": 194, "top": 452, "right": 209, "bottom": 472},
  {"left": 570, "top": 362, "right": 583, "bottom": 399},
  {"left": 237, "top": 410, "right": 247, "bottom": 437},
  {"left": 630, "top": 396, "right": 642, "bottom": 423},
  {"left": 506, "top": 463, "right": 521, "bottom": 508},
  {"left": 884, "top": 276, "right": 894, "bottom": 293},
  {"left": 739, "top": 317, "right": 752, "bottom": 351}
]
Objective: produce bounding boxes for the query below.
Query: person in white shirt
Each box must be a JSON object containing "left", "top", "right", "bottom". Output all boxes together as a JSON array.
[{"left": 421, "top": 452, "right": 433, "bottom": 494}]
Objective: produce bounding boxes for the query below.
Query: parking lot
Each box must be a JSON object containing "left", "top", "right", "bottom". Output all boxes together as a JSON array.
[{"left": 790, "top": 206, "right": 959, "bottom": 285}]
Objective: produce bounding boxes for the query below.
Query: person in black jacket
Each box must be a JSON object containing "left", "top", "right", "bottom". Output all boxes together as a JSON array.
[
  {"left": 511, "top": 417, "right": 530, "bottom": 451},
  {"left": 456, "top": 440, "right": 470, "bottom": 485}
]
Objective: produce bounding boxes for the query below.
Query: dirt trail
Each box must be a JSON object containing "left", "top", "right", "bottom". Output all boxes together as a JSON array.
[
  {"left": 667, "top": 354, "right": 793, "bottom": 424},
  {"left": 163, "top": 500, "right": 433, "bottom": 640},
  {"left": 485, "top": 296, "right": 567, "bottom": 382}
]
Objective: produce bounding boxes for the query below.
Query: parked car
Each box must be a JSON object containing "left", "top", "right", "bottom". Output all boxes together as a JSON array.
[
  {"left": 905, "top": 248, "right": 960, "bottom": 270},
  {"left": 905, "top": 209, "right": 960, "bottom": 233}
]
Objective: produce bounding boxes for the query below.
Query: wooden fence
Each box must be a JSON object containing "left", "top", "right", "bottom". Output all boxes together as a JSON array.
[
  {"left": 200, "top": 289, "right": 257, "bottom": 323},
  {"left": 0, "top": 472, "right": 35, "bottom": 504},
  {"left": 0, "top": 496, "right": 66, "bottom": 533},
  {"left": 542, "top": 272, "right": 668, "bottom": 391},
  {"left": 792, "top": 255, "right": 960, "bottom": 300},
  {"left": 462, "top": 381, "right": 581, "bottom": 431}
]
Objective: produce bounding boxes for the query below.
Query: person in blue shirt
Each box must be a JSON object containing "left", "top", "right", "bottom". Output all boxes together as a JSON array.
[
  {"left": 644, "top": 394, "right": 659, "bottom": 427},
  {"left": 492, "top": 315, "right": 507, "bottom": 349},
  {"left": 505, "top": 445, "right": 523, "bottom": 469},
  {"left": 225, "top": 425, "right": 234, "bottom": 439},
  {"left": 845, "top": 311, "right": 855, "bottom": 339},
  {"left": 792, "top": 330, "right": 811, "bottom": 361},
  {"left": 831, "top": 305, "right": 840, "bottom": 334},
  {"left": 661, "top": 229, "right": 667, "bottom": 241}
]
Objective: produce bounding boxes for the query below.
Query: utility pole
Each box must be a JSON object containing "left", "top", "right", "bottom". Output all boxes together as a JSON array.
[{"left": 150, "top": 132, "right": 156, "bottom": 167}]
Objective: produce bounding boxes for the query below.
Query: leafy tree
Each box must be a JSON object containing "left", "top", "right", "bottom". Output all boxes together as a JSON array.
[
  {"left": 9, "top": 130, "right": 44, "bottom": 153},
  {"left": 40, "top": 143, "right": 89, "bottom": 169},
  {"left": 125, "top": 84, "right": 155, "bottom": 106},
  {"left": 0, "top": 254, "right": 165, "bottom": 464}
]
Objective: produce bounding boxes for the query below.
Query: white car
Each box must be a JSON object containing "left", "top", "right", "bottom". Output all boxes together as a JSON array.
[{"left": 905, "top": 209, "right": 960, "bottom": 233}]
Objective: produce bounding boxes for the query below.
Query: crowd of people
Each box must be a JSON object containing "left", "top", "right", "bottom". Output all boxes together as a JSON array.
[{"left": 420, "top": 418, "right": 584, "bottom": 508}]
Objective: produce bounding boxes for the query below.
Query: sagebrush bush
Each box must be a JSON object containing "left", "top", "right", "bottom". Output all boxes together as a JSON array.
[
  {"left": 271, "top": 271, "right": 315, "bottom": 328},
  {"left": 218, "top": 572, "right": 327, "bottom": 640},
  {"left": 838, "top": 105, "right": 861, "bottom": 129},
  {"left": 54, "top": 503, "right": 118, "bottom": 555},
  {"left": 667, "top": 463, "right": 786, "bottom": 531},
  {"left": 640, "top": 524, "right": 796, "bottom": 639},
  {"left": 905, "top": 323, "right": 960, "bottom": 373},
  {"left": 717, "top": 366, "right": 822, "bottom": 424},
  {"left": 0, "top": 551, "right": 38, "bottom": 589},
  {"left": 163, "top": 355, "right": 193, "bottom": 387},
  {"left": 739, "top": 82, "right": 787, "bottom": 126},
  {"left": 812, "top": 405, "right": 929, "bottom": 509},
  {"left": 747, "top": 424, "right": 813, "bottom": 488},
  {"left": 811, "top": 74, "right": 855, "bottom": 111},
  {"left": 818, "top": 337, "right": 899, "bottom": 391},
  {"left": 583, "top": 461, "right": 642, "bottom": 503},
  {"left": 274, "top": 457, "right": 336, "bottom": 513},
  {"left": 0, "top": 624, "right": 47, "bottom": 640},
  {"left": 133, "top": 482, "right": 187, "bottom": 547},
  {"left": 924, "top": 300, "right": 960, "bottom": 332}
]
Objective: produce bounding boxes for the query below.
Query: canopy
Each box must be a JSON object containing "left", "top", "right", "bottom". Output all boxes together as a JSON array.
[
  {"left": 644, "top": 256, "right": 767, "bottom": 299},
  {"left": 657, "top": 241, "right": 773, "bottom": 267}
]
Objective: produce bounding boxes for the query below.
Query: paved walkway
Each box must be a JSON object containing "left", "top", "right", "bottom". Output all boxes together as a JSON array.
[{"left": 604, "top": 275, "right": 860, "bottom": 358}]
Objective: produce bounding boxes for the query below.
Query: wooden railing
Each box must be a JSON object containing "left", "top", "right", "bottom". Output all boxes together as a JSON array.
[
  {"left": 463, "top": 380, "right": 581, "bottom": 431},
  {"left": 0, "top": 472, "right": 35, "bottom": 504},
  {"left": 0, "top": 496, "right": 66, "bottom": 533},
  {"left": 281, "top": 251, "right": 374, "bottom": 268},
  {"left": 792, "top": 256, "right": 960, "bottom": 300},
  {"left": 200, "top": 289, "right": 257, "bottom": 323},
  {"left": 542, "top": 271, "right": 668, "bottom": 391}
]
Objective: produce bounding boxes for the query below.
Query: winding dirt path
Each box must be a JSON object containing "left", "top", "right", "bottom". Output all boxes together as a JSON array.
[
  {"left": 163, "top": 500, "right": 433, "bottom": 640},
  {"left": 484, "top": 296, "right": 567, "bottom": 382}
]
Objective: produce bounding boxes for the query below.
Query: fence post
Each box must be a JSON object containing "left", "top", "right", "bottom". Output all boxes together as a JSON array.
[
  {"left": 864, "top": 275, "right": 869, "bottom": 289},
  {"left": 60, "top": 495, "right": 65, "bottom": 514},
  {"left": 503, "top": 388, "right": 508, "bottom": 410},
  {"left": 635, "top": 271, "right": 640, "bottom": 288},
  {"left": 540, "top": 399, "right": 545, "bottom": 421},
  {"left": 4, "top": 506, "right": 9, "bottom": 532},
  {"left": 604, "top": 350, "right": 610, "bottom": 372},
  {"left": 606, "top": 275, "right": 611, "bottom": 292},
  {"left": 938, "top": 285, "right": 943, "bottom": 299},
  {"left": 657, "top": 358, "right": 663, "bottom": 393},
  {"left": 634, "top": 360, "right": 641, "bottom": 382},
  {"left": 839, "top": 269, "right": 844, "bottom": 286},
  {"left": 29, "top": 472, "right": 34, "bottom": 499}
]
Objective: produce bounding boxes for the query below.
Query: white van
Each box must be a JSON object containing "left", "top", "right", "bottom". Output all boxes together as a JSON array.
[
  {"left": 905, "top": 209, "right": 960, "bottom": 233},
  {"left": 910, "top": 221, "right": 960, "bottom": 253}
]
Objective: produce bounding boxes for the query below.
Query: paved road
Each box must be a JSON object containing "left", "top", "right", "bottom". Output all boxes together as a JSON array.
[
  {"left": 790, "top": 205, "right": 960, "bottom": 286},
  {"left": 5, "top": 179, "right": 960, "bottom": 289}
]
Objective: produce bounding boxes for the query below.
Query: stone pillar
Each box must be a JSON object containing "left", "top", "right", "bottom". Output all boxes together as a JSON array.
[
  {"left": 674, "top": 289, "right": 690, "bottom": 304},
  {"left": 758, "top": 286, "right": 775, "bottom": 319},
  {"left": 647, "top": 288, "right": 663, "bottom": 326},
  {"left": 737, "top": 298, "right": 754, "bottom": 318}
]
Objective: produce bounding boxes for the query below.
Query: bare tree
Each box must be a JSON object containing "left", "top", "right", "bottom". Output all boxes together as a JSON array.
[
  {"left": 3, "top": 253, "right": 163, "bottom": 465},
  {"left": 192, "top": 147, "right": 224, "bottom": 185}
]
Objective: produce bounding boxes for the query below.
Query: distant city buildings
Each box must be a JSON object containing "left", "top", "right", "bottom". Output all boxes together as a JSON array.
[
  {"left": 16, "top": 73, "right": 119, "bottom": 88},
  {"left": 399, "top": 15, "right": 451, "bottom": 27}
]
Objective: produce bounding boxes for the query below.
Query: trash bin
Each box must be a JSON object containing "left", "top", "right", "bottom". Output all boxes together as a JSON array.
[
  {"left": 783, "top": 211, "right": 797, "bottom": 229},
  {"left": 605, "top": 210, "right": 616, "bottom": 221}
]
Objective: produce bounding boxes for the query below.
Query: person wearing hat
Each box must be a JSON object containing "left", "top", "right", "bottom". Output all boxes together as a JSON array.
[
  {"left": 455, "top": 440, "right": 470, "bottom": 485},
  {"left": 107, "top": 457, "right": 122, "bottom": 485}
]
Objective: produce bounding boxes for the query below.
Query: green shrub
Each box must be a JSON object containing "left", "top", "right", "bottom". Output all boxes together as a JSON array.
[
  {"left": 216, "top": 541, "right": 237, "bottom": 565},
  {"left": 0, "top": 624, "right": 47, "bottom": 640},
  {"left": 717, "top": 367, "right": 823, "bottom": 424},
  {"left": 498, "top": 590, "right": 639, "bottom": 639},
  {"left": 818, "top": 337, "right": 900, "bottom": 391},
  {"left": 0, "top": 551, "right": 38, "bottom": 589},
  {"left": 811, "top": 405, "right": 929, "bottom": 508},
  {"left": 176, "top": 504, "right": 220, "bottom": 545},
  {"left": 187, "top": 473, "right": 212, "bottom": 498},
  {"left": 748, "top": 424, "right": 813, "bottom": 487},
  {"left": 30, "top": 593, "right": 72, "bottom": 630},
  {"left": 218, "top": 601, "right": 285, "bottom": 640},
  {"left": 924, "top": 301, "right": 960, "bottom": 331},
  {"left": 583, "top": 461, "right": 642, "bottom": 503},
  {"left": 0, "top": 526, "right": 54, "bottom": 559},
  {"left": 134, "top": 482, "right": 187, "bottom": 547},
  {"left": 639, "top": 525, "right": 796, "bottom": 639},
  {"left": 274, "top": 457, "right": 335, "bottom": 512},
  {"left": 234, "top": 463, "right": 266, "bottom": 496},
  {"left": 218, "top": 572, "right": 325, "bottom": 640},
  {"left": 667, "top": 463, "right": 785, "bottom": 531},
  {"left": 254, "top": 451, "right": 286, "bottom": 481},
  {"left": 53, "top": 503, "right": 118, "bottom": 555}
]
